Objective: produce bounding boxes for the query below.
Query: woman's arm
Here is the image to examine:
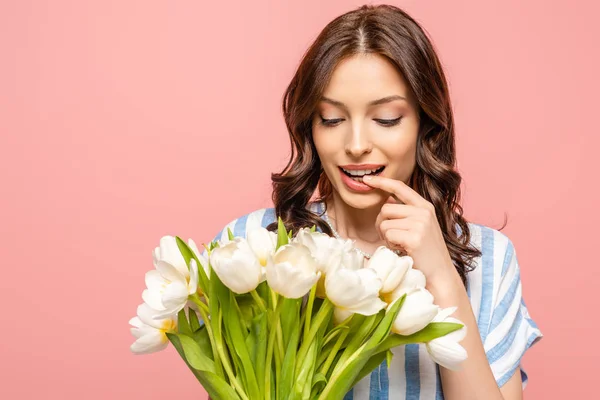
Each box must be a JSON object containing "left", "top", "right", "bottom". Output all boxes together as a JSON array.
[{"left": 427, "top": 265, "right": 521, "bottom": 400}]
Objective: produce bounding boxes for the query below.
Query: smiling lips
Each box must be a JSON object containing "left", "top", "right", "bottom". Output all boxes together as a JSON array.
[{"left": 339, "top": 164, "right": 385, "bottom": 178}]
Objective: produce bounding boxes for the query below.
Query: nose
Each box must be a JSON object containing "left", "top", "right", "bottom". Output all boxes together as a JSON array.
[{"left": 344, "top": 121, "right": 372, "bottom": 157}]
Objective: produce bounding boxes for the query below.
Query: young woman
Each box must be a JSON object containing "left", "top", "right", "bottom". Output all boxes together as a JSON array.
[{"left": 205, "top": 4, "right": 542, "bottom": 399}]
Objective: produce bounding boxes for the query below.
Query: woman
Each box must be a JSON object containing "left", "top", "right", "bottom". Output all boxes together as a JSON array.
[{"left": 206, "top": 4, "right": 542, "bottom": 399}]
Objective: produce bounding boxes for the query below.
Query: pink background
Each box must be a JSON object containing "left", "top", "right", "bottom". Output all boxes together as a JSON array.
[{"left": 1, "top": 1, "right": 597, "bottom": 398}]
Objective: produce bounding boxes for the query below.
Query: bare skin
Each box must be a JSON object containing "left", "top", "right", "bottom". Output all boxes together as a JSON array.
[{"left": 312, "top": 53, "right": 523, "bottom": 399}]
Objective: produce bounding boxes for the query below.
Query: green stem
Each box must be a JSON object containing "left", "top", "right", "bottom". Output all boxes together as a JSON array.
[
  {"left": 214, "top": 310, "right": 250, "bottom": 400},
  {"left": 319, "top": 328, "right": 350, "bottom": 377},
  {"left": 264, "top": 298, "right": 283, "bottom": 400},
  {"left": 190, "top": 293, "right": 210, "bottom": 314},
  {"left": 295, "top": 299, "right": 333, "bottom": 378},
  {"left": 316, "top": 341, "right": 369, "bottom": 400},
  {"left": 302, "top": 285, "right": 317, "bottom": 344},
  {"left": 190, "top": 296, "right": 221, "bottom": 376},
  {"left": 250, "top": 289, "right": 267, "bottom": 312}
]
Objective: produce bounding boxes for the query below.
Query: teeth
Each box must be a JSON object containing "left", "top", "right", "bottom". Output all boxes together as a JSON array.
[{"left": 341, "top": 167, "right": 382, "bottom": 177}]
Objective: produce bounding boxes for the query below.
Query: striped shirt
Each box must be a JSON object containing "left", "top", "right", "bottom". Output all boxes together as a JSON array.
[{"left": 202, "top": 201, "right": 543, "bottom": 399}]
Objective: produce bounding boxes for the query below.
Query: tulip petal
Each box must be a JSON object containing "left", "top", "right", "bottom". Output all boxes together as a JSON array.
[
  {"left": 130, "top": 331, "right": 169, "bottom": 355},
  {"left": 155, "top": 260, "right": 185, "bottom": 283},
  {"left": 161, "top": 280, "right": 189, "bottom": 311},
  {"left": 391, "top": 288, "right": 439, "bottom": 335},
  {"left": 189, "top": 259, "right": 199, "bottom": 294},
  {"left": 247, "top": 228, "right": 277, "bottom": 266},
  {"left": 142, "top": 288, "right": 165, "bottom": 311},
  {"left": 426, "top": 338, "right": 467, "bottom": 370},
  {"left": 266, "top": 261, "right": 320, "bottom": 298},
  {"left": 145, "top": 270, "right": 166, "bottom": 291},
  {"left": 389, "top": 267, "right": 426, "bottom": 301},
  {"left": 333, "top": 307, "right": 354, "bottom": 324},
  {"left": 347, "top": 296, "right": 387, "bottom": 316},
  {"left": 156, "top": 236, "right": 188, "bottom": 277},
  {"left": 325, "top": 268, "right": 382, "bottom": 309},
  {"left": 137, "top": 303, "right": 166, "bottom": 329}
]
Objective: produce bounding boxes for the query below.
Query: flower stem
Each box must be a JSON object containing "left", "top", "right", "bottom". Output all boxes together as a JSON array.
[
  {"left": 303, "top": 284, "right": 317, "bottom": 344},
  {"left": 264, "top": 298, "right": 283, "bottom": 400},
  {"left": 319, "top": 327, "right": 350, "bottom": 377},
  {"left": 190, "top": 295, "right": 221, "bottom": 375},
  {"left": 250, "top": 289, "right": 267, "bottom": 313}
]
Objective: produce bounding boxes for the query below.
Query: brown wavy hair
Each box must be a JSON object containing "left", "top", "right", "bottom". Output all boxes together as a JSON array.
[{"left": 266, "top": 4, "right": 504, "bottom": 286}]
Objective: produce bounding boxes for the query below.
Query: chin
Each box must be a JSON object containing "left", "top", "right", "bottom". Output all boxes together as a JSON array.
[{"left": 335, "top": 187, "right": 386, "bottom": 209}]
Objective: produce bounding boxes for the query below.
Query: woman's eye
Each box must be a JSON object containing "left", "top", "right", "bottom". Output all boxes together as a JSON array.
[
  {"left": 374, "top": 117, "right": 402, "bottom": 127},
  {"left": 318, "top": 116, "right": 402, "bottom": 127},
  {"left": 319, "top": 117, "right": 344, "bottom": 127}
]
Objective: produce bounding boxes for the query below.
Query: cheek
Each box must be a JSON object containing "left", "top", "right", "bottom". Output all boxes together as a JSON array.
[{"left": 312, "top": 130, "right": 336, "bottom": 162}]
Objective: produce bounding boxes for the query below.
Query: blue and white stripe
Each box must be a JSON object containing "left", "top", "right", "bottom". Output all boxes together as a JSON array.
[{"left": 201, "top": 201, "right": 543, "bottom": 398}]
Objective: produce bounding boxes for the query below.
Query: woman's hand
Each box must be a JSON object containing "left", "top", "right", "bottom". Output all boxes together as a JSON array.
[{"left": 362, "top": 174, "right": 455, "bottom": 284}]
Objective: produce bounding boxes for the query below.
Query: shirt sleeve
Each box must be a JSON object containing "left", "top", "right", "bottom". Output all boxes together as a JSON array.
[{"left": 482, "top": 238, "right": 543, "bottom": 389}]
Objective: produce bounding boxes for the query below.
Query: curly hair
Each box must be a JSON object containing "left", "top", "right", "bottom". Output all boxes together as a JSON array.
[{"left": 266, "top": 4, "right": 504, "bottom": 286}]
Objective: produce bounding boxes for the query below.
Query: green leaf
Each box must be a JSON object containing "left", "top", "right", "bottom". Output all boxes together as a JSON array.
[
  {"left": 276, "top": 217, "right": 289, "bottom": 249},
  {"left": 167, "top": 333, "right": 215, "bottom": 373},
  {"left": 310, "top": 372, "right": 328, "bottom": 398},
  {"left": 278, "top": 318, "right": 300, "bottom": 400},
  {"left": 375, "top": 321, "right": 464, "bottom": 353},
  {"left": 227, "top": 227, "right": 235, "bottom": 241},
  {"left": 175, "top": 236, "right": 210, "bottom": 297},
  {"left": 386, "top": 349, "right": 393, "bottom": 368},
  {"left": 293, "top": 339, "right": 319, "bottom": 399},
  {"left": 167, "top": 333, "right": 240, "bottom": 400},
  {"left": 177, "top": 308, "right": 192, "bottom": 336},
  {"left": 223, "top": 292, "right": 260, "bottom": 399},
  {"left": 364, "top": 294, "right": 406, "bottom": 350},
  {"left": 249, "top": 312, "right": 268, "bottom": 397},
  {"left": 350, "top": 350, "right": 387, "bottom": 387},
  {"left": 192, "top": 325, "right": 214, "bottom": 360},
  {"left": 310, "top": 224, "right": 316, "bottom": 233},
  {"left": 280, "top": 297, "right": 301, "bottom": 349},
  {"left": 189, "top": 307, "right": 202, "bottom": 332},
  {"left": 317, "top": 296, "right": 407, "bottom": 400}
]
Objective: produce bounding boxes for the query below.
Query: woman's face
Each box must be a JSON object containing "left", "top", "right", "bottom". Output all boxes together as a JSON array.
[{"left": 312, "top": 53, "right": 420, "bottom": 209}]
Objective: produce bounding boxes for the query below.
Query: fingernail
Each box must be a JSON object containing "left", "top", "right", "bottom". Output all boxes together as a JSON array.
[{"left": 363, "top": 175, "right": 372, "bottom": 181}]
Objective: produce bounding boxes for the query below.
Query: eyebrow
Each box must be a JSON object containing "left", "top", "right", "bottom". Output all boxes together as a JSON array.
[{"left": 320, "top": 95, "right": 407, "bottom": 108}]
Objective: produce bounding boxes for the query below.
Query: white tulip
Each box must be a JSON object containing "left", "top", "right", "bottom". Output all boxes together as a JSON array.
[
  {"left": 390, "top": 287, "right": 439, "bottom": 335},
  {"left": 129, "top": 303, "right": 177, "bottom": 355},
  {"left": 266, "top": 243, "right": 321, "bottom": 298},
  {"left": 209, "top": 238, "right": 263, "bottom": 294},
  {"left": 325, "top": 268, "right": 387, "bottom": 324},
  {"left": 293, "top": 228, "right": 363, "bottom": 297},
  {"left": 384, "top": 267, "right": 427, "bottom": 304},
  {"left": 146, "top": 258, "right": 200, "bottom": 320},
  {"left": 247, "top": 227, "right": 278, "bottom": 268},
  {"left": 367, "top": 246, "right": 413, "bottom": 294},
  {"left": 425, "top": 307, "right": 467, "bottom": 370},
  {"left": 152, "top": 236, "right": 207, "bottom": 279}
]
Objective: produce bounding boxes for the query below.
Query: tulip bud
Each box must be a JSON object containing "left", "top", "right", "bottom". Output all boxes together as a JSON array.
[
  {"left": 391, "top": 287, "right": 439, "bottom": 335},
  {"left": 209, "top": 238, "right": 263, "bottom": 294},
  {"left": 266, "top": 243, "right": 320, "bottom": 298}
]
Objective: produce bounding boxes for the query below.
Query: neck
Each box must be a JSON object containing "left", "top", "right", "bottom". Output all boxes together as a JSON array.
[{"left": 324, "top": 192, "right": 383, "bottom": 245}]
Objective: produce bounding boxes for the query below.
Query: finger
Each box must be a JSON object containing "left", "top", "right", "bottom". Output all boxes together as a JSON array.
[
  {"left": 378, "top": 203, "right": 419, "bottom": 221},
  {"left": 362, "top": 175, "right": 426, "bottom": 207},
  {"left": 383, "top": 229, "right": 417, "bottom": 253},
  {"left": 380, "top": 218, "right": 412, "bottom": 233}
]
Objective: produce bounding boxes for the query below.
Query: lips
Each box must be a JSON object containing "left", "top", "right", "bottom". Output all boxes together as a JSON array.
[
  {"left": 338, "top": 164, "right": 385, "bottom": 170},
  {"left": 338, "top": 166, "right": 385, "bottom": 178}
]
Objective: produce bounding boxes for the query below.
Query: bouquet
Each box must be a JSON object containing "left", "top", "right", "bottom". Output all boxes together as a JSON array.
[{"left": 129, "top": 218, "right": 467, "bottom": 399}]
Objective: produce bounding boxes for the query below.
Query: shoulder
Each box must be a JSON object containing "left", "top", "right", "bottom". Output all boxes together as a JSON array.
[
  {"left": 464, "top": 222, "right": 523, "bottom": 324},
  {"left": 208, "top": 206, "right": 277, "bottom": 243},
  {"left": 463, "top": 222, "right": 517, "bottom": 278}
]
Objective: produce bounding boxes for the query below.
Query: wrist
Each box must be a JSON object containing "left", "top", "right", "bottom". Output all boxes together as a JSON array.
[{"left": 425, "top": 263, "right": 464, "bottom": 304}]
